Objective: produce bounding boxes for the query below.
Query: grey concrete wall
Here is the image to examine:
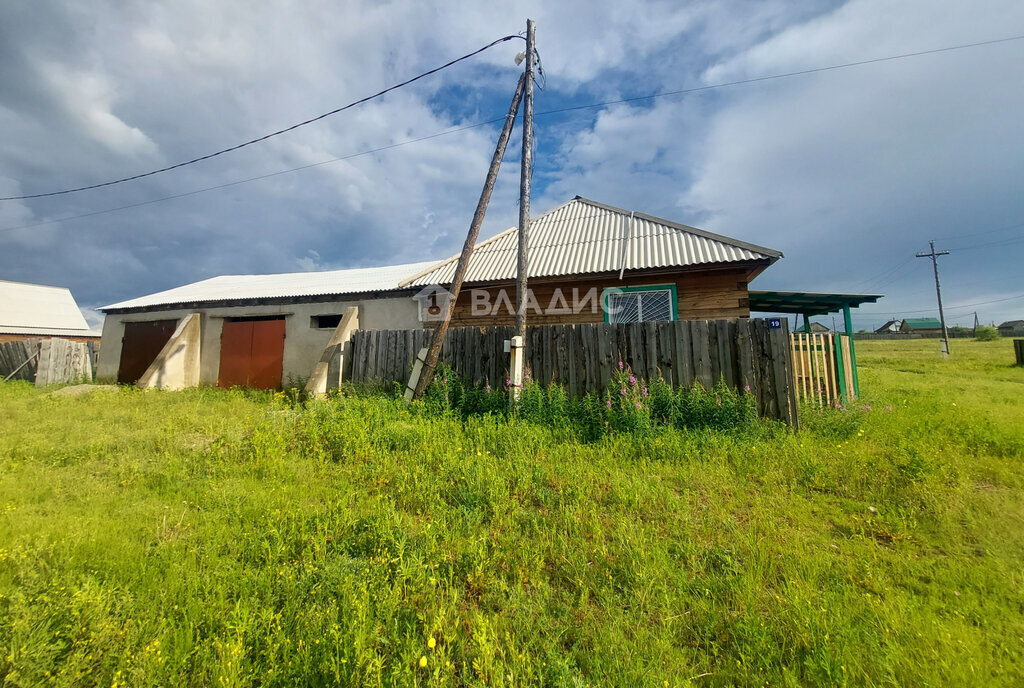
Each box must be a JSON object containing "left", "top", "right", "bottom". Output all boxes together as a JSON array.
[{"left": 96, "top": 294, "right": 421, "bottom": 385}]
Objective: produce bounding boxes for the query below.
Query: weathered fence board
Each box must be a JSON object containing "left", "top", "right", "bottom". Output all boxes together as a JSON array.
[
  {"left": 0, "top": 338, "right": 94, "bottom": 385},
  {"left": 350, "top": 319, "right": 797, "bottom": 424},
  {"left": 0, "top": 339, "right": 41, "bottom": 382}
]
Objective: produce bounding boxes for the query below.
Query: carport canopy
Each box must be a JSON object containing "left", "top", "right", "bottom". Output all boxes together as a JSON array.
[{"left": 748, "top": 290, "right": 883, "bottom": 334}]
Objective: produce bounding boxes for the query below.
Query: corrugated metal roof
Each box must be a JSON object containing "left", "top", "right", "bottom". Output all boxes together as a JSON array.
[
  {"left": 403, "top": 197, "right": 782, "bottom": 287},
  {"left": 903, "top": 317, "right": 941, "bottom": 329},
  {"left": 101, "top": 261, "right": 437, "bottom": 311},
  {"left": 0, "top": 280, "right": 94, "bottom": 335}
]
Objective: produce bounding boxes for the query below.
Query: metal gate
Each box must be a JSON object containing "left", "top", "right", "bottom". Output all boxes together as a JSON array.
[
  {"left": 217, "top": 318, "right": 285, "bottom": 390},
  {"left": 118, "top": 319, "right": 177, "bottom": 384}
]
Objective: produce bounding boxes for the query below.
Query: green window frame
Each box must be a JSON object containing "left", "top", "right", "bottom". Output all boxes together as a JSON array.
[{"left": 602, "top": 284, "right": 678, "bottom": 323}]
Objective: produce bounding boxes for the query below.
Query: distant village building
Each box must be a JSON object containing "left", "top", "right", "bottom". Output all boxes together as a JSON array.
[
  {"left": 899, "top": 317, "right": 942, "bottom": 335},
  {"left": 998, "top": 320, "right": 1024, "bottom": 337},
  {"left": 874, "top": 319, "right": 902, "bottom": 334},
  {"left": 0, "top": 280, "right": 100, "bottom": 343},
  {"left": 808, "top": 321, "right": 831, "bottom": 334}
]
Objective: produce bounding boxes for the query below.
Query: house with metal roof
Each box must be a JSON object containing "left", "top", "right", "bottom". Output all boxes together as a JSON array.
[
  {"left": 0, "top": 280, "right": 99, "bottom": 343},
  {"left": 900, "top": 317, "right": 942, "bottom": 335},
  {"left": 96, "top": 196, "right": 789, "bottom": 389},
  {"left": 997, "top": 320, "right": 1024, "bottom": 337}
]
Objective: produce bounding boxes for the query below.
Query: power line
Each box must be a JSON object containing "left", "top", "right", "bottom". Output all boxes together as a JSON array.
[
  {"left": 858, "top": 292, "right": 1024, "bottom": 315},
  {"left": 531, "top": 33, "right": 1024, "bottom": 119},
  {"left": 0, "top": 120, "right": 504, "bottom": 234},
  {"left": 3, "top": 32, "right": 1024, "bottom": 230},
  {"left": 0, "top": 35, "right": 524, "bottom": 202}
]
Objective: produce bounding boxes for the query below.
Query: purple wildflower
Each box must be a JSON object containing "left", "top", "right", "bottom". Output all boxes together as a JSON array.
[
  {"left": 635, "top": 401, "right": 642, "bottom": 409},
  {"left": 641, "top": 385, "right": 648, "bottom": 397},
  {"left": 606, "top": 399, "right": 612, "bottom": 409},
  {"left": 629, "top": 375, "right": 636, "bottom": 385},
  {"left": 620, "top": 387, "right": 627, "bottom": 395},
  {"left": 485, "top": 382, "right": 491, "bottom": 393},
  {"left": 744, "top": 384, "right": 751, "bottom": 392},
  {"left": 525, "top": 371, "right": 531, "bottom": 381},
  {"left": 618, "top": 360, "right": 624, "bottom": 370},
  {"left": 505, "top": 378, "right": 512, "bottom": 387},
  {"left": 861, "top": 404, "right": 872, "bottom": 411}
]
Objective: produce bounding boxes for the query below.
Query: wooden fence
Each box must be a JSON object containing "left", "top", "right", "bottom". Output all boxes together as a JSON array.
[
  {"left": 349, "top": 318, "right": 797, "bottom": 424},
  {"left": 790, "top": 333, "right": 856, "bottom": 407},
  {"left": 0, "top": 338, "right": 96, "bottom": 386}
]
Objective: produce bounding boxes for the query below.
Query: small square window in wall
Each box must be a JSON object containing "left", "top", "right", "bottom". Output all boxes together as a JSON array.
[
  {"left": 312, "top": 314, "right": 343, "bottom": 329},
  {"left": 603, "top": 285, "right": 677, "bottom": 324}
]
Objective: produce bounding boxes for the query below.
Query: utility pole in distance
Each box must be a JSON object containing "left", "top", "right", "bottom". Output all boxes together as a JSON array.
[
  {"left": 511, "top": 18, "right": 536, "bottom": 392},
  {"left": 916, "top": 240, "right": 951, "bottom": 356}
]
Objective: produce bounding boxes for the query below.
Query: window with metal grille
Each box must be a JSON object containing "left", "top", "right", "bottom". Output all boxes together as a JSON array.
[{"left": 604, "top": 287, "right": 675, "bottom": 323}]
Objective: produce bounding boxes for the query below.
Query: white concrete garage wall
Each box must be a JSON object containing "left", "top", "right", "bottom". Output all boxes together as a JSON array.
[{"left": 97, "top": 294, "right": 420, "bottom": 385}]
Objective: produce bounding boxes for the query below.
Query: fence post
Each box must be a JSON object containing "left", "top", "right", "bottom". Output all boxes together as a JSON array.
[{"left": 1015, "top": 339, "right": 1024, "bottom": 366}]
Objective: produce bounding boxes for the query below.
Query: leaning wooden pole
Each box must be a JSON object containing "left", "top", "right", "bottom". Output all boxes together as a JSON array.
[{"left": 407, "top": 72, "right": 527, "bottom": 401}]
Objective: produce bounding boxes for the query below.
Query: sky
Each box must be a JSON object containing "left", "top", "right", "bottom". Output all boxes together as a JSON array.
[{"left": 1, "top": 0, "right": 1022, "bottom": 332}]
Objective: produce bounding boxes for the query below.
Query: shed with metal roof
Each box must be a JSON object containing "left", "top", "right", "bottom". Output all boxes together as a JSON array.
[{"left": 0, "top": 280, "right": 99, "bottom": 342}]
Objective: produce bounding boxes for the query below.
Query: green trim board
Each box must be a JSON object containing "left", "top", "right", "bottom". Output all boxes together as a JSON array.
[{"left": 602, "top": 284, "right": 678, "bottom": 323}]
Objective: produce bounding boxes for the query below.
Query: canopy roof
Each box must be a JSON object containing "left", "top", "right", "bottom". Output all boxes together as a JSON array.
[{"left": 748, "top": 290, "right": 882, "bottom": 317}]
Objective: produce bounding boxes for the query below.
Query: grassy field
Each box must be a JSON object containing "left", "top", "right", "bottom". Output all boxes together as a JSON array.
[{"left": 0, "top": 339, "right": 1021, "bottom": 687}]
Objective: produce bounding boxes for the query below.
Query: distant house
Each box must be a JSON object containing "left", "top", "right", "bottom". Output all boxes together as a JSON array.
[
  {"left": 874, "top": 319, "right": 902, "bottom": 334},
  {"left": 808, "top": 321, "right": 831, "bottom": 334},
  {"left": 998, "top": 320, "right": 1024, "bottom": 337},
  {"left": 900, "top": 317, "right": 942, "bottom": 335},
  {"left": 0, "top": 280, "right": 100, "bottom": 343},
  {"left": 97, "top": 196, "right": 783, "bottom": 388}
]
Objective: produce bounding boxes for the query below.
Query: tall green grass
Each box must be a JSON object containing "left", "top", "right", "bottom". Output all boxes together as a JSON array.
[{"left": 0, "top": 339, "right": 1021, "bottom": 686}]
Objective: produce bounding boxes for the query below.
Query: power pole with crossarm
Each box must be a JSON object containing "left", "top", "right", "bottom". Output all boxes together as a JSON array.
[{"left": 916, "top": 240, "right": 951, "bottom": 356}]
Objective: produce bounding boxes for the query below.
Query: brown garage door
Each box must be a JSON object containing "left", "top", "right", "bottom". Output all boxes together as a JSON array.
[
  {"left": 118, "top": 319, "right": 178, "bottom": 384},
  {"left": 218, "top": 317, "right": 285, "bottom": 390}
]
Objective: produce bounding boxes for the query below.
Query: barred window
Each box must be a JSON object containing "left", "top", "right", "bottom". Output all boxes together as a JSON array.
[{"left": 605, "top": 287, "right": 675, "bottom": 324}]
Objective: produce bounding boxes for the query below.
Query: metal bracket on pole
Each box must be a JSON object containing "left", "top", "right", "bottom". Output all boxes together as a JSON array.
[
  {"left": 404, "top": 347, "right": 429, "bottom": 402},
  {"left": 508, "top": 335, "right": 525, "bottom": 400}
]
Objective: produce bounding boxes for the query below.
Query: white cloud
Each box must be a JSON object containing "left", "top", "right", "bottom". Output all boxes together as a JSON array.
[{"left": 0, "top": 0, "right": 1020, "bottom": 325}]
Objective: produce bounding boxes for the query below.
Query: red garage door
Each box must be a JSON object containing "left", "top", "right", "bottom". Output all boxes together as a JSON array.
[
  {"left": 118, "top": 319, "right": 178, "bottom": 384},
  {"left": 218, "top": 318, "right": 285, "bottom": 390}
]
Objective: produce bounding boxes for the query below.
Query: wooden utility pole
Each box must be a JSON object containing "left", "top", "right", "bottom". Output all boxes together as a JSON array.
[
  {"left": 509, "top": 18, "right": 535, "bottom": 394},
  {"left": 916, "top": 240, "right": 951, "bottom": 356},
  {"left": 406, "top": 73, "right": 527, "bottom": 401},
  {"left": 515, "top": 19, "right": 536, "bottom": 343}
]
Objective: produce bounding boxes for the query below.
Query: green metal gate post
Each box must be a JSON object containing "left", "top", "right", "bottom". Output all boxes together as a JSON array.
[
  {"left": 843, "top": 304, "right": 859, "bottom": 398},
  {"left": 834, "top": 332, "right": 848, "bottom": 402}
]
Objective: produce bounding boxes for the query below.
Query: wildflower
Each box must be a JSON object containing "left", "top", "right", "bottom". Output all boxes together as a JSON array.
[
  {"left": 525, "top": 371, "right": 531, "bottom": 381},
  {"left": 641, "top": 385, "right": 648, "bottom": 397},
  {"left": 635, "top": 402, "right": 641, "bottom": 409},
  {"left": 744, "top": 384, "right": 751, "bottom": 392},
  {"left": 861, "top": 404, "right": 872, "bottom": 411},
  {"left": 485, "top": 383, "right": 491, "bottom": 393},
  {"left": 606, "top": 399, "right": 612, "bottom": 409},
  {"left": 620, "top": 388, "right": 627, "bottom": 395},
  {"left": 419, "top": 656, "right": 427, "bottom": 668},
  {"left": 618, "top": 360, "right": 625, "bottom": 370},
  {"left": 505, "top": 378, "right": 512, "bottom": 387},
  {"left": 629, "top": 375, "right": 636, "bottom": 385},
  {"left": 428, "top": 636, "right": 436, "bottom": 650}
]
